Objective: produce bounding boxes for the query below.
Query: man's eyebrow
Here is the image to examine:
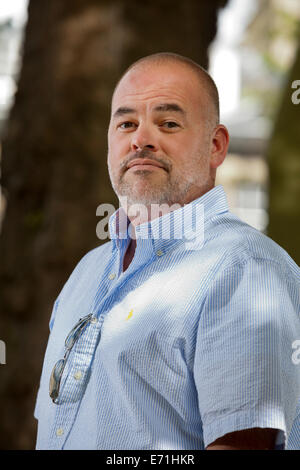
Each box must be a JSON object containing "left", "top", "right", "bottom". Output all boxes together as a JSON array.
[
  {"left": 113, "top": 103, "right": 186, "bottom": 118},
  {"left": 113, "top": 107, "right": 136, "bottom": 118},
  {"left": 153, "top": 103, "right": 186, "bottom": 115}
]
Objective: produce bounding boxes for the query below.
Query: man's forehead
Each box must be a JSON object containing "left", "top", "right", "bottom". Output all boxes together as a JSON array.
[{"left": 111, "top": 61, "right": 203, "bottom": 109}]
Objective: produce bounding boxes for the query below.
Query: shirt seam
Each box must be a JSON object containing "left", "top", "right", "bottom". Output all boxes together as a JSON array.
[{"left": 202, "top": 408, "right": 287, "bottom": 449}]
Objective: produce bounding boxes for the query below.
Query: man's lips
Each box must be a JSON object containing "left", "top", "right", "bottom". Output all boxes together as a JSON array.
[{"left": 127, "top": 159, "right": 165, "bottom": 170}]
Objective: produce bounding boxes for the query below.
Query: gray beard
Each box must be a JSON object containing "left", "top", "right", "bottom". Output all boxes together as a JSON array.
[
  {"left": 108, "top": 148, "right": 213, "bottom": 209},
  {"left": 112, "top": 172, "right": 193, "bottom": 208}
]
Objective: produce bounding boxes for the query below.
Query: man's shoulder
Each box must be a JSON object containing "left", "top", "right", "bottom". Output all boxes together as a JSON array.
[
  {"left": 70, "top": 240, "right": 113, "bottom": 276},
  {"left": 48, "top": 241, "right": 114, "bottom": 330},
  {"left": 78, "top": 240, "right": 113, "bottom": 265},
  {"left": 208, "top": 212, "right": 299, "bottom": 277},
  {"left": 58, "top": 240, "right": 113, "bottom": 290}
]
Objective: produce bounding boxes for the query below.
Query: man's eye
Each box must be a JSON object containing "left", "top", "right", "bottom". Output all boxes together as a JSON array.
[
  {"left": 162, "top": 121, "right": 179, "bottom": 129},
  {"left": 119, "top": 122, "right": 135, "bottom": 129}
]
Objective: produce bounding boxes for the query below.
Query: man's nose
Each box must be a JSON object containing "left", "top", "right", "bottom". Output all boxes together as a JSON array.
[{"left": 131, "top": 125, "right": 158, "bottom": 152}]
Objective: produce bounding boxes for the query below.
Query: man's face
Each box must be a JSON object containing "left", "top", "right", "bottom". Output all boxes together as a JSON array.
[{"left": 107, "top": 61, "right": 217, "bottom": 210}]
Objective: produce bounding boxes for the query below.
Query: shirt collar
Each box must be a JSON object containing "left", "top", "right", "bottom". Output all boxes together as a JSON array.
[{"left": 109, "top": 185, "right": 229, "bottom": 253}]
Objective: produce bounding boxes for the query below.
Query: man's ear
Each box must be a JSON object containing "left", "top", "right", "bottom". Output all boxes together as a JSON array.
[{"left": 209, "top": 124, "right": 230, "bottom": 169}]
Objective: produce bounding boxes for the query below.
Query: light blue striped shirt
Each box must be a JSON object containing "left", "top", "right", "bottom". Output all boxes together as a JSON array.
[{"left": 34, "top": 185, "right": 300, "bottom": 450}]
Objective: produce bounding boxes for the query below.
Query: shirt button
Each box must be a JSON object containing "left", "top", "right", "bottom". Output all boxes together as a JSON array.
[
  {"left": 108, "top": 273, "right": 116, "bottom": 280},
  {"left": 74, "top": 371, "right": 82, "bottom": 380},
  {"left": 156, "top": 250, "right": 163, "bottom": 257},
  {"left": 56, "top": 428, "right": 64, "bottom": 437},
  {"left": 91, "top": 316, "right": 97, "bottom": 324}
]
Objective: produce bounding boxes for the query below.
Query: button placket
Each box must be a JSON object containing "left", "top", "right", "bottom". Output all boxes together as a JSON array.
[{"left": 50, "top": 319, "right": 103, "bottom": 449}]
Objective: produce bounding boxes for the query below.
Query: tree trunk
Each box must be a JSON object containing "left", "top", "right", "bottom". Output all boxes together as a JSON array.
[
  {"left": 0, "top": 0, "right": 227, "bottom": 449},
  {"left": 267, "top": 39, "right": 300, "bottom": 265}
]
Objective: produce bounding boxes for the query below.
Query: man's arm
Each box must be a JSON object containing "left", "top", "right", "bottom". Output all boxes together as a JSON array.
[{"left": 206, "top": 427, "right": 278, "bottom": 450}]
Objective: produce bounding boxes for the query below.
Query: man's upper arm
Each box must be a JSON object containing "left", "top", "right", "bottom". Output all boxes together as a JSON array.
[{"left": 206, "top": 428, "right": 278, "bottom": 450}]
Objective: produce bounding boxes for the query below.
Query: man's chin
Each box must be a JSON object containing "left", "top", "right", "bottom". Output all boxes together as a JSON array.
[
  {"left": 117, "top": 189, "right": 171, "bottom": 207},
  {"left": 120, "top": 195, "right": 164, "bottom": 207}
]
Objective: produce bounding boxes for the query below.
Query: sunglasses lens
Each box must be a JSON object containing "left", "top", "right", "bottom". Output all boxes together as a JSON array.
[
  {"left": 65, "top": 315, "right": 92, "bottom": 349},
  {"left": 49, "top": 359, "right": 65, "bottom": 402}
]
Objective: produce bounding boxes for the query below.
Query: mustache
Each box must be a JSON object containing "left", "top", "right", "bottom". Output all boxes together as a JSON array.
[{"left": 121, "top": 149, "right": 170, "bottom": 172}]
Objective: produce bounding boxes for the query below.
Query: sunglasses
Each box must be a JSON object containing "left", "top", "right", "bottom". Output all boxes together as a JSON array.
[{"left": 49, "top": 313, "right": 93, "bottom": 404}]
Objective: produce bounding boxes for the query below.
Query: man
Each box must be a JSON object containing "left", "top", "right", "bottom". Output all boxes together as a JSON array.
[{"left": 34, "top": 52, "right": 300, "bottom": 450}]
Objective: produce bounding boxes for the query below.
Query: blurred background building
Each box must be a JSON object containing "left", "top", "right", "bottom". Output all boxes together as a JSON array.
[{"left": 210, "top": 0, "right": 300, "bottom": 232}]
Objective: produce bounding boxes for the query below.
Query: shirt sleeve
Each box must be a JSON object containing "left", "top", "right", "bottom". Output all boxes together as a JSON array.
[
  {"left": 287, "top": 399, "right": 300, "bottom": 449},
  {"left": 193, "top": 257, "right": 300, "bottom": 449}
]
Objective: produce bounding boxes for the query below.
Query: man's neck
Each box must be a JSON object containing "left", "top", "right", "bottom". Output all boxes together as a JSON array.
[{"left": 123, "top": 239, "right": 136, "bottom": 272}]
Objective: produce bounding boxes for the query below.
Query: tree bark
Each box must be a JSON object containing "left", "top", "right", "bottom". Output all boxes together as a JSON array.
[
  {"left": 0, "top": 0, "right": 227, "bottom": 449},
  {"left": 267, "top": 39, "right": 300, "bottom": 265}
]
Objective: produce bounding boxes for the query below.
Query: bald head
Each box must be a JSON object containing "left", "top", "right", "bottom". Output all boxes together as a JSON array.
[{"left": 113, "top": 52, "right": 220, "bottom": 128}]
